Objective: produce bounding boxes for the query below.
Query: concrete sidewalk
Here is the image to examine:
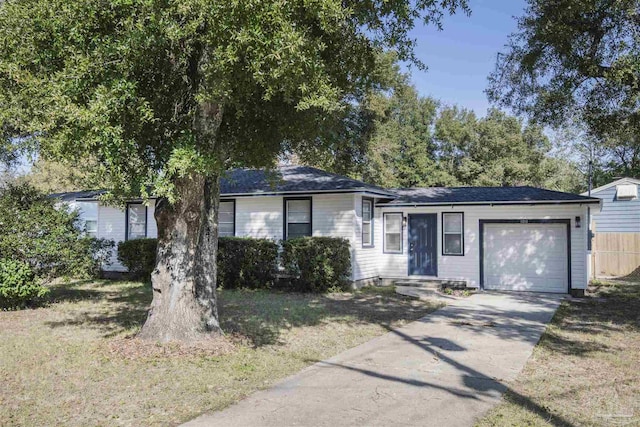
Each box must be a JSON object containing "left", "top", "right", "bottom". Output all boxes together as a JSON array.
[{"left": 183, "top": 292, "right": 563, "bottom": 427}]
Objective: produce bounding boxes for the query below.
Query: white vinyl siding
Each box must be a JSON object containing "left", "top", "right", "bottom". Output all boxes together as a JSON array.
[
  {"left": 91, "top": 200, "right": 158, "bottom": 272},
  {"left": 219, "top": 201, "right": 235, "bottom": 237},
  {"left": 591, "top": 183, "right": 640, "bottom": 233},
  {"left": 384, "top": 213, "right": 403, "bottom": 253},
  {"left": 443, "top": 213, "right": 463, "bottom": 255},
  {"left": 375, "top": 204, "right": 588, "bottom": 291}
]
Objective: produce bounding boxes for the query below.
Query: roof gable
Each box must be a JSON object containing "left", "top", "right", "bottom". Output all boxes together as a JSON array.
[
  {"left": 220, "top": 165, "right": 394, "bottom": 196},
  {"left": 583, "top": 177, "right": 640, "bottom": 196}
]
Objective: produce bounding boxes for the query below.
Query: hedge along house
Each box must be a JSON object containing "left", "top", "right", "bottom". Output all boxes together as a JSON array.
[
  {"left": 583, "top": 177, "right": 640, "bottom": 278},
  {"left": 53, "top": 166, "right": 601, "bottom": 295}
]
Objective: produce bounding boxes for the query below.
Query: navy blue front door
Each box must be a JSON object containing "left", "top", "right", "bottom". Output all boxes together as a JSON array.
[{"left": 408, "top": 214, "right": 437, "bottom": 276}]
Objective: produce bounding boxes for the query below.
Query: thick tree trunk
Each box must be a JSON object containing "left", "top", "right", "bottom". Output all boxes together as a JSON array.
[{"left": 138, "top": 173, "right": 222, "bottom": 342}]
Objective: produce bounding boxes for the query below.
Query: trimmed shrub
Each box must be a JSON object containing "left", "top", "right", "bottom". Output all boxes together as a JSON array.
[
  {"left": 217, "top": 237, "right": 278, "bottom": 289},
  {"left": 280, "top": 237, "right": 352, "bottom": 292},
  {"left": 117, "top": 238, "right": 158, "bottom": 279},
  {"left": 0, "top": 183, "right": 114, "bottom": 281},
  {"left": 0, "top": 258, "right": 48, "bottom": 309}
]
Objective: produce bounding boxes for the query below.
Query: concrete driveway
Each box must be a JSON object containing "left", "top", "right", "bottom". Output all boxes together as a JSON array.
[{"left": 183, "top": 292, "right": 563, "bottom": 427}]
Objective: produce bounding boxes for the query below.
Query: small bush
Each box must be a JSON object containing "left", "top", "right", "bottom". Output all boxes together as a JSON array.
[
  {"left": 217, "top": 237, "right": 278, "bottom": 289},
  {"left": 280, "top": 237, "right": 352, "bottom": 292},
  {"left": 0, "top": 259, "right": 48, "bottom": 309},
  {"left": 117, "top": 238, "right": 158, "bottom": 279},
  {"left": 0, "top": 183, "right": 112, "bottom": 281}
]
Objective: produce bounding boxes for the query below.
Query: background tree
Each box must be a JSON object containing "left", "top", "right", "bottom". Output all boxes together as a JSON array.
[
  {"left": 21, "top": 158, "right": 97, "bottom": 193},
  {"left": 0, "top": 0, "right": 470, "bottom": 341},
  {"left": 487, "top": 0, "right": 639, "bottom": 144},
  {"left": 434, "top": 108, "right": 558, "bottom": 187}
]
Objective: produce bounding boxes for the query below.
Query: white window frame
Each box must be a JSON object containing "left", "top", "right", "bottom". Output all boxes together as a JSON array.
[
  {"left": 383, "top": 213, "right": 403, "bottom": 254},
  {"left": 442, "top": 212, "right": 464, "bottom": 256},
  {"left": 362, "top": 198, "right": 374, "bottom": 247},
  {"left": 76, "top": 201, "right": 98, "bottom": 238},
  {"left": 284, "top": 198, "right": 312, "bottom": 240},
  {"left": 219, "top": 200, "right": 235, "bottom": 237}
]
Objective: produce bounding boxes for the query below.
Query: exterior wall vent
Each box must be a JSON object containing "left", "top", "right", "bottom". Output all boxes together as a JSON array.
[{"left": 616, "top": 184, "right": 638, "bottom": 200}]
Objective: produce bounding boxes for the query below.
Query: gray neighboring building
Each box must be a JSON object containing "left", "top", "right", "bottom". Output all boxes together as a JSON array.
[{"left": 585, "top": 177, "right": 640, "bottom": 277}]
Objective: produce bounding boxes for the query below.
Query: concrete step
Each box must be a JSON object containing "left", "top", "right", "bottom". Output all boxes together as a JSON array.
[
  {"left": 395, "top": 286, "right": 439, "bottom": 300},
  {"left": 393, "top": 280, "right": 442, "bottom": 289}
]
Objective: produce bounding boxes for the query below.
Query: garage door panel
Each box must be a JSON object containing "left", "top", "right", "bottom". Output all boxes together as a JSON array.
[{"left": 483, "top": 223, "right": 568, "bottom": 293}]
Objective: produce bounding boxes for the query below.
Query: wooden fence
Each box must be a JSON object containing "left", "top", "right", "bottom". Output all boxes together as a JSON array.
[{"left": 592, "top": 231, "right": 640, "bottom": 278}]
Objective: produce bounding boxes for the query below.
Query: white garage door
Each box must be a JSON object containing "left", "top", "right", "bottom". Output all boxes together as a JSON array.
[{"left": 483, "top": 223, "right": 568, "bottom": 293}]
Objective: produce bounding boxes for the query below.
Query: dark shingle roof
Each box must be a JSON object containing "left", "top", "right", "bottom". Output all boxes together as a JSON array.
[
  {"left": 220, "top": 166, "right": 395, "bottom": 196},
  {"left": 48, "top": 167, "right": 599, "bottom": 205},
  {"left": 377, "top": 186, "right": 600, "bottom": 206},
  {"left": 49, "top": 189, "right": 106, "bottom": 202}
]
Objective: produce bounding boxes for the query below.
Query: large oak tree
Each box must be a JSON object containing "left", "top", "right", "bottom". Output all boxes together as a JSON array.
[{"left": 0, "top": 0, "right": 469, "bottom": 341}]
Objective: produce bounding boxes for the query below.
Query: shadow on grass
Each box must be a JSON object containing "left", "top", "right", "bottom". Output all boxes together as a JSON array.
[
  {"left": 45, "top": 279, "right": 152, "bottom": 337},
  {"left": 219, "top": 287, "right": 436, "bottom": 347},
  {"left": 43, "top": 281, "right": 435, "bottom": 344}
]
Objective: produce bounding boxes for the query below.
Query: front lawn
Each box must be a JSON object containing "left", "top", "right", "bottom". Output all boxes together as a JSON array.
[
  {"left": 477, "top": 279, "right": 640, "bottom": 426},
  {"left": 0, "top": 280, "right": 439, "bottom": 426}
]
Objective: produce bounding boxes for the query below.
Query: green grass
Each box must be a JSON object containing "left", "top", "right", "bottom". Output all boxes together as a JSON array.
[
  {"left": 0, "top": 280, "right": 440, "bottom": 426},
  {"left": 477, "top": 279, "right": 640, "bottom": 427}
]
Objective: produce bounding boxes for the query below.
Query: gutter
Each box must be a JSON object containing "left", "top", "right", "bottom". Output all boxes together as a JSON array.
[{"left": 375, "top": 199, "right": 602, "bottom": 208}]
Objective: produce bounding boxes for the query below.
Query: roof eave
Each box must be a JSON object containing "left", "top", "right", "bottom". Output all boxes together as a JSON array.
[
  {"left": 221, "top": 188, "right": 397, "bottom": 198},
  {"left": 376, "top": 199, "right": 601, "bottom": 207}
]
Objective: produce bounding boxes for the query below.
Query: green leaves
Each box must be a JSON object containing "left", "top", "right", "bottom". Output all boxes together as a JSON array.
[
  {"left": 0, "top": 183, "right": 111, "bottom": 281},
  {"left": 0, "top": 0, "right": 469, "bottom": 203},
  {"left": 487, "top": 0, "right": 640, "bottom": 139}
]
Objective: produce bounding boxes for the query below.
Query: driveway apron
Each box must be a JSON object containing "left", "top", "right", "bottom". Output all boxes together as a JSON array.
[{"left": 183, "top": 292, "right": 563, "bottom": 427}]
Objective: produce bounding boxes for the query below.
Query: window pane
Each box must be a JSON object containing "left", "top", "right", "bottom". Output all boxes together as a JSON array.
[
  {"left": 363, "top": 226, "right": 371, "bottom": 245},
  {"left": 128, "top": 204, "right": 145, "bottom": 222},
  {"left": 444, "top": 213, "right": 462, "bottom": 233},
  {"left": 128, "top": 204, "right": 146, "bottom": 240},
  {"left": 219, "top": 212, "right": 234, "bottom": 224},
  {"left": 85, "top": 220, "right": 98, "bottom": 233},
  {"left": 288, "top": 211, "right": 310, "bottom": 223},
  {"left": 288, "top": 223, "right": 311, "bottom": 239},
  {"left": 444, "top": 234, "right": 462, "bottom": 255},
  {"left": 76, "top": 201, "right": 98, "bottom": 219},
  {"left": 219, "top": 222, "right": 234, "bottom": 237},
  {"left": 363, "top": 200, "right": 371, "bottom": 221},
  {"left": 385, "top": 233, "right": 401, "bottom": 252},
  {"left": 287, "top": 200, "right": 310, "bottom": 213},
  {"left": 219, "top": 201, "right": 234, "bottom": 214},
  {"left": 287, "top": 200, "right": 311, "bottom": 223},
  {"left": 385, "top": 214, "right": 402, "bottom": 233}
]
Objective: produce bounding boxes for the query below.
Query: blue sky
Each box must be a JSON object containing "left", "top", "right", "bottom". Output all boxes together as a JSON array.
[{"left": 404, "top": 0, "right": 528, "bottom": 117}]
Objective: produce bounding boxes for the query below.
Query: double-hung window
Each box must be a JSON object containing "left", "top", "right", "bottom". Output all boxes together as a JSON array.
[
  {"left": 384, "top": 213, "right": 402, "bottom": 253},
  {"left": 362, "top": 198, "right": 373, "bottom": 247},
  {"left": 219, "top": 200, "right": 235, "bottom": 237},
  {"left": 442, "top": 212, "right": 464, "bottom": 255},
  {"left": 76, "top": 201, "right": 98, "bottom": 238},
  {"left": 127, "top": 203, "right": 147, "bottom": 240},
  {"left": 285, "top": 198, "right": 311, "bottom": 239}
]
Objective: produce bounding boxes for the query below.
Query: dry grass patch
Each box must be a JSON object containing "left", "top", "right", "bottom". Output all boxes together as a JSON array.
[
  {"left": 477, "top": 279, "right": 640, "bottom": 427},
  {"left": 1, "top": 280, "right": 439, "bottom": 426}
]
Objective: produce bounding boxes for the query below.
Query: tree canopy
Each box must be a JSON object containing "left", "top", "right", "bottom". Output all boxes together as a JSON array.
[
  {"left": 487, "top": 0, "right": 640, "bottom": 139},
  {"left": 305, "top": 64, "right": 585, "bottom": 193},
  {"left": 0, "top": 0, "right": 470, "bottom": 341}
]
